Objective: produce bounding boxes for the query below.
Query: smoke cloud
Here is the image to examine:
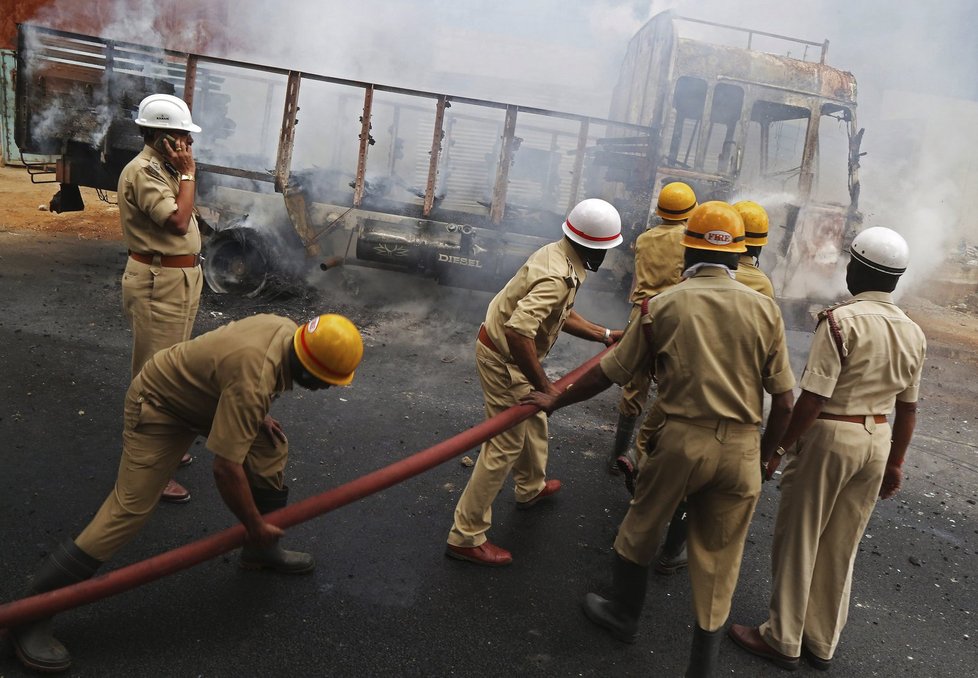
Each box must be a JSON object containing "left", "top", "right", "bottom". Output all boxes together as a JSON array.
[{"left": 20, "top": 0, "right": 978, "bottom": 302}]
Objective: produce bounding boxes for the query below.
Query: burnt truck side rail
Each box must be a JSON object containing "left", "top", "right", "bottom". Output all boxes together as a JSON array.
[
  {"left": 16, "top": 23, "right": 655, "bottom": 295},
  {"left": 15, "top": 23, "right": 651, "bottom": 219}
]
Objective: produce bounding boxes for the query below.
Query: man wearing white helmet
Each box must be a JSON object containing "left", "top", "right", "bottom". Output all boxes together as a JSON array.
[
  {"left": 729, "top": 226, "right": 927, "bottom": 671},
  {"left": 445, "top": 198, "right": 623, "bottom": 566},
  {"left": 119, "top": 93, "right": 204, "bottom": 503}
]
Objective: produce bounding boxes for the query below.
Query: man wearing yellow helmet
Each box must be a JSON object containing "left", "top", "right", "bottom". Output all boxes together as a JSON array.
[
  {"left": 733, "top": 200, "right": 775, "bottom": 298},
  {"left": 9, "top": 313, "right": 363, "bottom": 673},
  {"left": 609, "top": 182, "right": 696, "bottom": 477},
  {"left": 522, "top": 201, "right": 796, "bottom": 678}
]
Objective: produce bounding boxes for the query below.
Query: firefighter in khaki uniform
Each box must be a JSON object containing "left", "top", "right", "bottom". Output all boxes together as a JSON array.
[
  {"left": 609, "top": 182, "right": 696, "bottom": 478},
  {"left": 445, "top": 199, "right": 623, "bottom": 567},
  {"left": 9, "top": 314, "right": 364, "bottom": 673},
  {"left": 524, "top": 201, "right": 796, "bottom": 678},
  {"left": 654, "top": 199, "right": 778, "bottom": 577},
  {"left": 733, "top": 200, "right": 775, "bottom": 298},
  {"left": 729, "top": 227, "right": 926, "bottom": 671},
  {"left": 119, "top": 93, "right": 205, "bottom": 503}
]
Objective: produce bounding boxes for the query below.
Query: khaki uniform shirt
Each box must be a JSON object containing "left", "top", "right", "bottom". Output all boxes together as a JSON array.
[
  {"left": 800, "top": 291, "right": 926, "bottom": 413},
  {"left": 484, "top": 238, "right": 586, "bottom": 362},
  {"left": 736, "top": 255, "right": 775, "bottom": 298},
  {"left": 630, "top": 221, "right": 685, "bottom": 303},
  {"left": 601, "top": 267, "right": 795, "bottom": 424},
  {"left": 136, "top": 314, "right": 295, "bottom": 463},
  {"left": 118, "top": 145, "right": 201, "bottom": 255}
]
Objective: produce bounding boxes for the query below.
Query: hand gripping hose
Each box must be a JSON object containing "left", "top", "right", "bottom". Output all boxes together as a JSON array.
[{"left": 0, "top": 346, "right": 610, "bottom": 629}]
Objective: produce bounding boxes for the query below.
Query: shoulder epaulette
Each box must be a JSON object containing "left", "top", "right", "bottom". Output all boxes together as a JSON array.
[{"left": 815, "top": 299, "right": 858, "bottom": 364}]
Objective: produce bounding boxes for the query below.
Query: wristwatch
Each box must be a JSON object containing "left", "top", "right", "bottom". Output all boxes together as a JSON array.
[
  {"left": 603, "top": 327, "right": 612, "bottom": 343},
  {"left": 179, "top": 174, "right": 195, "bottom": 182}
]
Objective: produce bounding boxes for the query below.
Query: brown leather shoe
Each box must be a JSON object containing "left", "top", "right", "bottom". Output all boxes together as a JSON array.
[
  {"left": 728, "top": 624, "right": 800, "bottom": 670},
  {"left": 445, "top": 541, "right": 513, "bottom": 566},
  {"left": 179, "top": 452, "right": 194, "bottom": 468},
  {"left": 516, "top": 479, "right": 562, "bottom": 510},
  {"left": 161, "top": 478, "right": 191, "bottom": 504}
]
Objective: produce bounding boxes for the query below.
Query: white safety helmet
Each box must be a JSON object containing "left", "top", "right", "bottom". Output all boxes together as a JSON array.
[
  {"left": 134, "top": 94, "right": 202, "bottom": 133},
  {"left": 562, "top": 199, "right": 623, "bottom": 250},
  {"left": 849, "top": 226, "right": 909, "bottom": 275}
]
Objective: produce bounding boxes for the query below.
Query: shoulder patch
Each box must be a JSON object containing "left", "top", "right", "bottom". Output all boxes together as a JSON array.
[{"left": 144, "top": 160, "right": 166, "bottom": 182}]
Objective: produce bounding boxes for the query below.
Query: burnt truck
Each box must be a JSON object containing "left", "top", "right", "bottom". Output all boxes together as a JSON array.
[{"left": 13, "top": 12, "right": 862, "bottom": 310}]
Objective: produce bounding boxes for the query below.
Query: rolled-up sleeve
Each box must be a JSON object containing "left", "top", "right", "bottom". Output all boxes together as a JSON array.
[
  {"left": 797, "top": 321, "right": 841, "bottom": 398},
  {"left": 134, "top": 166, "right": 178, "bottom": 228},
  {"left": 599, "top": 317, "right": 651, "bottom": 385},
  {"left": 505, "top": 277, "right": 565, "bottom": 338},
  {"left": 896, "top": 337, "right": 926, "bottom": 402}
]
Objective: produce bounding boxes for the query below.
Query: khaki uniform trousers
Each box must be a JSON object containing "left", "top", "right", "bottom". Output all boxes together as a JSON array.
[
  {"left": 633, "top": 399, "right": 665, "bottom": 463},
  {"left": 614, "top": 417, "right": 762, "bottom": 631},
  {"left": 74, "top": 377, "right": 289, "bottom": 562},
  {"left": 447, "top": 341, "right": 549, "bottom": 547},
  {"left": 122, "top": 258, "right": 203, "bottom": 377},
  {"left": 760, "top": 418, "right": 889, "bottom": 659},
  {"left": 617, "top": 304, "right": 653, "bottom": 418}
]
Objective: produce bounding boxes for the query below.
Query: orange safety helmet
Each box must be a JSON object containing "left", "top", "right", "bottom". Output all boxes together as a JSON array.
[
  {"left": 656, "top": 182, "right": 697, "bottom": 221},
  {"left": 681, "top": 201, "right": 747, "bottom": 253},
  {"left": 732, "top": 200, "right": 769, "bottom": 246},
  {"left": 293, "top": 314, "right": 364, "bottom": 385}
]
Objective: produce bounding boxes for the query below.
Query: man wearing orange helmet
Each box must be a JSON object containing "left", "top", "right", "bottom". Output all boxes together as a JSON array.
[
  {"left": 9, "top": 313, "right": 364, "bottom": 673},
  {"left": 445, "top": 198, "right": 623, "bottom": 567},
  {"left": 653, "top": 199, "right": 778, "bottom": 577},
  {"left": 609, "top": 181, "right": 696, "bottom": 478},
  {"left": 523, "top": 202, "right": 796, "bottom": 677}
]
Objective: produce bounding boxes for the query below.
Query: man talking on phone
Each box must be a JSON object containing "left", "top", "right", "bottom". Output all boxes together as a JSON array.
[{"left": 118, "top": 93, "right": 204, "bottom": 503}]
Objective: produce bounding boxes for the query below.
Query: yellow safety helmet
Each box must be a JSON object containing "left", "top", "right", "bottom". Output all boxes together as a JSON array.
[
  {"left": 732, "top": 200, "right": 769, "bottom": 246},
  {"left": 293, "top": 314, "right": 364, "bottom": 386},
  {"left": 656, "top": 182, "right": 697, "bottom": 221},
  {"left": 682, "top": 201, "right": 747, "bottom": 253}
]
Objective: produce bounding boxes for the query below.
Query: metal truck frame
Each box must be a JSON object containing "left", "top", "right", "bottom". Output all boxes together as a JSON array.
[{"left": 13, "top": 12, "right": 862, "bottom": 312}]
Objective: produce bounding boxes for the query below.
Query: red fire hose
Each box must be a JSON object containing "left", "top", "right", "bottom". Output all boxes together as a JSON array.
[{"left": 0, "top": 347, "right": 610, "bottom": 629}]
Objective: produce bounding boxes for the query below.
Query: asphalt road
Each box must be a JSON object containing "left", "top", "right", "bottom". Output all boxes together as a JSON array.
[{"left": 0, "top": 232, "right": 975, "bottom": 677}]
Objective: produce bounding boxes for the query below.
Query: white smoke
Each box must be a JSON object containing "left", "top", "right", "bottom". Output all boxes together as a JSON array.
[{"left": 19, "top": 0, "right": 978, "bottom": 301}]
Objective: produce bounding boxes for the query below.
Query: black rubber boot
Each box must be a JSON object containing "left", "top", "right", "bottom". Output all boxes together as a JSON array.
[
  {"left": 609, "top": 413, "right": 638, "bottom": 475},
  {"left": 11, "top": 540, "right": 102, "bottom": 673},
  {"left": 655, "top": 501, "right": 689, "bottom": 575},
  {"left": 686, "top": 625, "right": 723, "bottom": 678},
  {"left": 582, "top": 553, "right": 648, "bottom": 643},
  {"left": 240, "top": 485, "right": 315, "bottom": 574}
]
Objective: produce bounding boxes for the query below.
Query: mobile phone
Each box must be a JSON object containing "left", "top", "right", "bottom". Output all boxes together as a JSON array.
[{"left": 155, "top": 133, "right": 178, "bottom": 153}]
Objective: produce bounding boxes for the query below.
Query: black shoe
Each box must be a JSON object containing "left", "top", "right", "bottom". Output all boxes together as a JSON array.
[{"left": 802, "top": 644, "right": 832, "bottom": 671}]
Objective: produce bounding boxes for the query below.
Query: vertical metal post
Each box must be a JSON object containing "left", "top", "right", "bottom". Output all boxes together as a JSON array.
[
  {"left": 183, "top": 55, "right": 198, "bottom": 110},
  {"left": 567, "top": 118, "right": 589, "bottom": 214},
  {"left": 274, "top": 71, "right": 301, "bottom": 193},
  {"left": 490, "top": 104, "right": 518, "bottom": 225},
  {"left": 820, "top": 39, "right": 830, "bottom": 64},
  {"left": 798, "top": 111, "right": 818, "bottom": 200},
  {"left": 423, "top": 95, "right": 448, "bottom": 217},
  {"left": 353, "top": 85, "right": 374, "bottom": 207}
]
